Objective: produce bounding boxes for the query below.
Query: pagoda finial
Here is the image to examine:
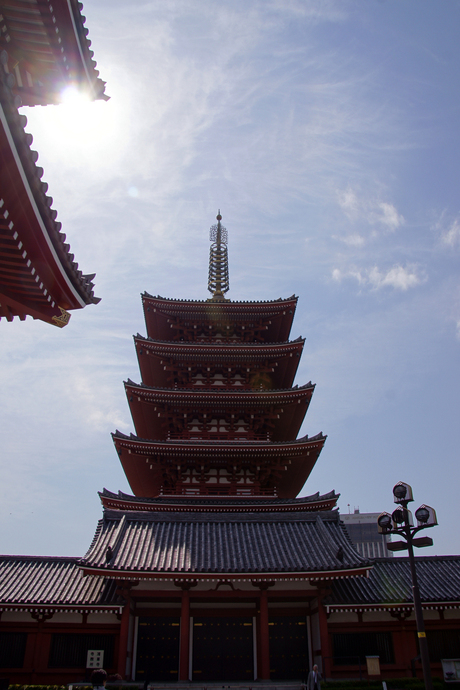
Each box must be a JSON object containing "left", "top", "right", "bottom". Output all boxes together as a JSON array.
[{"left": 207, "top": 210, "right": 230, "bottom": 302}]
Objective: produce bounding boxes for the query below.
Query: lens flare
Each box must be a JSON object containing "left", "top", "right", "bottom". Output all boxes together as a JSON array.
[{"left": 60, "top": 85, "right": 90, "bottom": 105}]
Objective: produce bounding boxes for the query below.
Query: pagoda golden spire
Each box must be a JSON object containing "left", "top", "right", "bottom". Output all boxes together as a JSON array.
[{"left": 207, "top": 210, "right": 230, "bottom": 301}]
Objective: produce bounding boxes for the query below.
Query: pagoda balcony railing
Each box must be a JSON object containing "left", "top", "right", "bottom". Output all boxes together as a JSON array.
[
  {"left": 170, "top": 381, "right": 270, "bottom": 390},
  {"left": 174, "top": 333, "right": 266, "bottom": 344},
  {"left": 167, "top": 431, "right": 271, "bottom": 441},
  {"left": 159, "top": 485, "right": 277, "bottom": 497}
]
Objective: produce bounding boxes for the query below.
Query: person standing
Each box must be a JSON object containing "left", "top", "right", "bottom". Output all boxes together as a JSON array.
[
  {"left": 91, "top": 669, "right": 108, "bottom": 690},
  {"left": 307, "top": 664, "right": 322, "bottom": 690}
]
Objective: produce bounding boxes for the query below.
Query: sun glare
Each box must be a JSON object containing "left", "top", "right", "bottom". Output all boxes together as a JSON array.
[
  {"left": 60, "top": 85, "right": 91, "bottom": 106},
  {"left": 37, "top": 86, "right": 118, "bottom": 146},
  {"left": 23, "top": 80, "right": 123, "bottom": 176}
]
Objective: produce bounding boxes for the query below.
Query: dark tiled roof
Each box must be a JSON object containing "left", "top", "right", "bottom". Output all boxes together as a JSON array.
[
  {"left": 0, "top": 556, "right": 118, "bottom": 609},
  {"left": 80, "top": 509, "right": 370, "bottom": 577},
  {"left": 325, "top": 556, "right": 460, "bottom": 608},
  {"left": 100, "top": 488, "right": 339, "bottom": 508}
]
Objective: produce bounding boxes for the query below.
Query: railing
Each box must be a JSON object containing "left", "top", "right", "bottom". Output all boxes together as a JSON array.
[{"left": 159, "top": 486, "right": 277, "bottom": 497}]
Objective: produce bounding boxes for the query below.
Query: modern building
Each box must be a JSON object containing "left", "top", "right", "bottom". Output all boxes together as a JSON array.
[
  {"left": 0, "top": 0, "right": 105, "bottom": 326},
  {"left": 1, "top": 215, "right": 460, "bottom": 683},
  {"left": 341, "top": 510, "right": 393, "bottom": 558}
]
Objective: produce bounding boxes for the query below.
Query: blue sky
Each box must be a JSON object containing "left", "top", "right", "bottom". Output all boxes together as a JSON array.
[{"left": 1, "top": 0, "right": 460, "bottom": 557}]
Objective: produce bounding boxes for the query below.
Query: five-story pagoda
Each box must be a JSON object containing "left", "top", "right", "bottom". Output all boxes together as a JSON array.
[
  {"left": 112, "top": 212, "right": 326, "bottom": 499},
  {"left": 82, "top": 213, "right": 370, "bottom": 682}
]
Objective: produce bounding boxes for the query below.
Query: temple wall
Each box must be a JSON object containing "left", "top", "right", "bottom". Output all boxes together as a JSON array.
[
  {"left": 325, "top": 608, "right": 460, "bottom": 681},
  {"left": 1, "top": 611, "right": 35, "bottom": 622},
  {"left": 362, "top": 611, "right": 403, "bottom": 622},
  {"left": 416, "top": 609, "right": 440, "bottom": 620},
  {"left": 87, "top": 612, "right": 120, "bottom": 624},
  {"left": 328, "top": 611, "right": 359, "bottom": 623},
  {"left": 44, "top": 613, "right": 83, "bottom": 623},
  {"left": 0, "top": 614, "right": 121, "bottom": 684},
  {"left": 2, "top": 597, "right": 460, "bottom": 683},
  {"left": 444, "top": 609, "right": 460, "bottom": 619}
]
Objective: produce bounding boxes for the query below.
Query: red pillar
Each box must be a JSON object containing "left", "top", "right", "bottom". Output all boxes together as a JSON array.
[
  {"left": 318, "top": 597, "right": 331, "bottom": 678},
  {"left": 30, "top": 612, "right": 53, "bottom": 683},
  {"left": 179, "top": 588, "right": 190, "bottom": 680},
  {"left": 259, "top": 588, "right": 270, "bottom": 680},
  {"left": 118, "top": 596, "right": 131, "bottom": 677}
]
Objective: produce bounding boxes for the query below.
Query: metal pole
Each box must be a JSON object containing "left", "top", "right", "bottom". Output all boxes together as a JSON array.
[{"left": 404, "top": 511, "right": 433, "bottom": 690}]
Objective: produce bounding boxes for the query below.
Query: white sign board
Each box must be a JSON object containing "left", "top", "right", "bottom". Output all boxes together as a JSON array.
[
  {"left": 86, "top": 649, "right": 104, "bottom": 669},
  {"left": 442, "top": 659, "right": 460, "bottom": 682}
]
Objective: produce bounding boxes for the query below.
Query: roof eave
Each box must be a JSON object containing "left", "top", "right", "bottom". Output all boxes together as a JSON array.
[
  {"left": 79, "top": 566, "right": 372, "bottom": 582},
  {"left": 0, "top": 602, "right": 121, "bottom": 613}
]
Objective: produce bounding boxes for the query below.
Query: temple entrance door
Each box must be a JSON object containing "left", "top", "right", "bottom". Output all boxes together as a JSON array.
[
  {"left": 192, "top": 616, "right": 254, "bottom": 681},
  {"left": 135, "top": 616, "right": 180, "bottom": 681},
  {"left": 269, "top": 616, "right": 309, "bottom": 680}
]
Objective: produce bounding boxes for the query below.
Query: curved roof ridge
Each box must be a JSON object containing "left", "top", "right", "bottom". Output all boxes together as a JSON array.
[
  {"left": 0, "top": 554, "right": 79, "bottom": 563},
  {"left": 81, "top": 518, "right": 104, "bottom": 561},
  {"left": 142, "top": 292, "right": 298, "bottom": 305},
  {"left": 72, "top": 1, "right": 108, "bottom": 102},
  {"left": 123, "top": 380, "right": 315, "bottom": 395},
  {"left": 99, "top": 488, "right": 340, "bottom": 505},
  {"left": 134, "top": 334, "right": 305, "bottom": 347},
  {"left": 112, "top": 430, "right": 326, "bottom": 445}
]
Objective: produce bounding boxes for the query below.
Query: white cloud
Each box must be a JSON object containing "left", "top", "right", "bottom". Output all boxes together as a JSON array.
[
  {"left": 377, "top": 201, "right": 404, "bottom": 231},
  {"left": 266, "top": 0, "right": 348, "bottom": 22},
  {"left": 335, "top": 233, "right": 366, "bottom": 247},
  {"left": 337, "top": 188, "right": 404, "bottom": 233},
  {"left": 332, "top": 263, "right": 424, "bottom": 291},
  {"left": 432, "top": 211, "right": 460, "bottom": 248},
  {"left": 368, "top": 265, "right": 422, "bottom": 290},
  {"left": 442, "top": 218, "right": 460, "bottom": 247},
  {"left": 337, "top": 188, "right": 359, "bottom": 216}
]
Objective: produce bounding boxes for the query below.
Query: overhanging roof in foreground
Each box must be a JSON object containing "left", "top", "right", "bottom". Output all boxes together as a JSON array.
[
  {"left": 0, "top": 0, "right": 104, "bottom": 326},
  {"left": 0, "top": 555, "right": 119, "bottom": 612},
  {"left": 80, "top": 509, "right": 371, "bottom": 581},
  {"left": 326, "top": 556, "right": 460, "bottom": 611},
  {"left": 0, "top": 84, "right": 100, "bottom": 324},
  {"left": 0, "top": 0, "right": 107, "bottom": 106}
]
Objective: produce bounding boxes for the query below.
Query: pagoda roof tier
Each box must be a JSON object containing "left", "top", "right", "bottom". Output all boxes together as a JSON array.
[
  {"left": 0, "top": 0, "right": 107, "bottom": 106},
  {"left": 134, "top": 335, "right": 304, "bottom": 389},
  {"left": 80, "top": 508, "right": 371, "bottom": 581},
  {"left": 112, "top": 431, "right": 326, "bottom": 499},
  {"left": 124, "top": 380, "right": 314, "bottom": 442},
  {"left": 99, "top": 488, "right": 340, "bottom": 513},
  {"left": 142, "top": 293, "right": 298, "bottom": 343},
  {"left": 0, "top": 555, "right": 118, "bottom": 613},
  {"left": 0, "top": 70, "right": 99, "bottom": 325}
]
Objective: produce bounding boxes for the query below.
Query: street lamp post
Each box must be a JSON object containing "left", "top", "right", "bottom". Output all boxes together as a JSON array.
[{"left": 377, "top": 482, "right": 438, "bottom": 690}]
